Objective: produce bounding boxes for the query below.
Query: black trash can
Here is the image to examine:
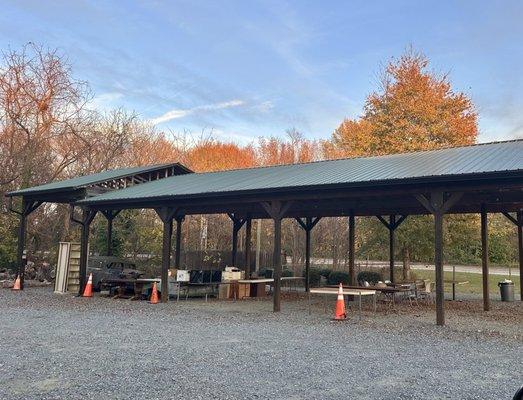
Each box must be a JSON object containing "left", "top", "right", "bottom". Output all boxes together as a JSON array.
[{"left": 498, "top": 280, "right": 514, "bottom": 302}]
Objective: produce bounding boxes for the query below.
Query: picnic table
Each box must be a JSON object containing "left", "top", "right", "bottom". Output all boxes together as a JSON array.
[
  {"left": 328, "top": 284, "right": 411, "bottom": 307},
  {"left": 308, "top": 287, "right": 377, "bottom": 320},
  {"left": 444, "top": 280, "right": 469, "bottom": 300},
  {"left": 447, "top": 265, "right": 469, "bottom": 300}
]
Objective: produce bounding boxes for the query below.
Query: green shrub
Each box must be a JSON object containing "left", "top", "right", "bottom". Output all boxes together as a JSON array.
[
  {"left": 327, "top": 271, "right": 351, "bottom": 285},
  {"left": 281, "top": 269, "right": 293, "bottom": 277},
  {"left": 319, "top": 268, "right": 332, "bottom": 278},
  {"left": 258, "top": 268, "right": 273, "bottom": 278},
  {"left": 357, "top": 270, "right": 382, "bottom": 284},
  {"left": 303, "top": 267, "right": 321, "bottom": 287}
]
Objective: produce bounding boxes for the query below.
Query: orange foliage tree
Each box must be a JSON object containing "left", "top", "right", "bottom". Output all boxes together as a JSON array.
[
  {"left": 187, "top": 140, "right": 256, "bottom": 172},
  {"left": 256, "top": 129, "right": 320, "bottom": 166},
  {"left": 328, "top": 49, "right": 478, "bottom": 157},
  {"left": 326, "top": 49, "right": 481, "bottom": 270}
]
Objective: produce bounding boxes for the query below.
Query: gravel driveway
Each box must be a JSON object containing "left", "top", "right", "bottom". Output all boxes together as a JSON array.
[{"left": 0, "top": 288, "right": 521, "bottom": 400}]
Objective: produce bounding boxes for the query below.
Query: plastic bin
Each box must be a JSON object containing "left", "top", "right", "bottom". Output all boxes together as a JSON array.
[{"left": 498, "top": 280, "right": 514, "bottom": 302}]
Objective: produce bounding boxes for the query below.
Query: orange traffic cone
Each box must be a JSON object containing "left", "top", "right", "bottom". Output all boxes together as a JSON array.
[
  {"left": 150, "top": 282, "right": 159, "bottom": 304},
  {"left": 333, "top": 283, "right": 347, "bottom": 321},
  {"left": 12, "top": 275, "right": 21, "bottom": 291},
  {"left": 82, "top": 273, "right": 93, "bottom": 297}
]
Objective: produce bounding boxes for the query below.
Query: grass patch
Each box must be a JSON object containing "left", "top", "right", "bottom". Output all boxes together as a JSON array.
[{"left": 413, "top": 270, "right": 520, "bottom": 296}]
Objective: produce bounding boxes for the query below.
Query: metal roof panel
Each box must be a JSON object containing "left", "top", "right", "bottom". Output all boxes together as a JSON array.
[{"left": 79, "top": 140, "right": 523, "bottom": 205}]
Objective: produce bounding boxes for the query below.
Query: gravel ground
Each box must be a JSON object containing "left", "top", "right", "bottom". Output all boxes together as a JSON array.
[{"left": 0, "top": 288, "right": 521, "bottom": 400}]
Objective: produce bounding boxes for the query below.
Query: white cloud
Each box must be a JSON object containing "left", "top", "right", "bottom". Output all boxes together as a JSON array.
[
  {"left": 150, "top": 99, "right": 245, "bottom": 125},
  {"left": 89, "top": 92, "right": 124, "bottom": 110},
  {"left": 253, "top": 100, "right": 274, "bottom": 113}
]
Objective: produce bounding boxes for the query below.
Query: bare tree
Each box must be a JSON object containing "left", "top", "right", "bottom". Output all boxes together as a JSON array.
[{"left": 0, "top": 43, "right": 92, "bottom": 191}]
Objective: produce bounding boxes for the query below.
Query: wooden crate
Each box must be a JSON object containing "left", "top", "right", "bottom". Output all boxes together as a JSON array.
[
  {"left": 218, "top": 283, "right": 231, "bottom": 299},
  {"left": 238, "top": 283, "right": 250, "bottom": 299}
]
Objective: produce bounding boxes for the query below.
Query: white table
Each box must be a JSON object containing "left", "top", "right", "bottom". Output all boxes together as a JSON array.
[
  {"left": 308, "top": 288, "right": 377, "bottom": 320},
  {"left": 238, "top": 278, "right": 274, "bottom": 284}
]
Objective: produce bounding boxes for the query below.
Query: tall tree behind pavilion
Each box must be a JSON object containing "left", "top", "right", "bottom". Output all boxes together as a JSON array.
[
  {"left": 327, "top": 49, "right": 477, "bottom": 157},
  {"left": 326, "top": 49, "right": 479, "bottom": 275}
]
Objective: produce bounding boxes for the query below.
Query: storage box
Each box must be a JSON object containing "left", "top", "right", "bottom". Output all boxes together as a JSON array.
[
  {"left": 250, "top": 282, "right": 268, "bottom": 297},
  {"left": 222, "top": 269, "right": 244, "bottom": 281},
  {"left": 218, "top": 283, "right": 231, "bottom": 299},
  {"left": 238, "top": 283, "right": 250, "bottom": 299},
  {"left": 176, "top": 270, "right": 190, "bottom": 282}
]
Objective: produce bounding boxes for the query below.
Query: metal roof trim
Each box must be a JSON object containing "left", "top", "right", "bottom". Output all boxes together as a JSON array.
[{"left": 6, "top": 162, "right": 192, "bottom": 197}]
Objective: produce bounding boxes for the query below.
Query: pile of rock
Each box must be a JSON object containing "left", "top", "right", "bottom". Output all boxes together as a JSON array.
[
  {"left": 0, "top": 262, "right": 54, "bottom": 288},
  {"left": 24, "top": 261, "right": 54, "bottom": 281},
  {"left": 0, "top": 268, "right": 15, "bottom": 288}
]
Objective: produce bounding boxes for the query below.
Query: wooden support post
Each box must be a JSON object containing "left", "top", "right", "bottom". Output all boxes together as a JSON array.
[
  {"left": 389, "top": 214, "right": 396, "bottom": 282},
  {"left": 519, "top": 211, "right": 523, "bottom": 301},
  {"left": 305, "top": 222, "right": 311, "bottom": 291},
  {"left": 16, "top": 199, "right": 28, "bottom": 289},
  {"left": 228, "top": 214, "right": 246, "bottom": 268},
  {"left": 174, "top": 215, "right": 184, "bottom": 269},
  {"left": 79, "top": 221, "right": 90, "bottom": 295},
  {"left": 415, "top": 191, "right": 462, "bottom": 326},
  {"left": 9, "top": 197, "right": 42, "bottom": 290},
  {"left": 255, "top": 219, "right": 261, "bottom": 273},
  {"left": 262, "top": 201, "right": 292, "bottom": 312},
  {"left": 273, "top": 216, "right": 282, "bottom": 312},
  {"left": 245, "top": 218, "right": 252, "bottom": 277},
  {"left": 232, "top": 224, "right": 238, "bottom": 267},
  {"left": 161, "top": 219, "right": 173, "bottom": 303},
  {"left": 434, "top": 207, "right": 444, "bottom": 325},
  {"left": 502, "top": 210, "right": 523, "bottom": 301},
  {"left": 107, "top": 217, "right": 113, "bottom": 256},
  {"left": 75, "top": 208, "right": 97, "bottom": 295},
  {"left": 481, "top": 205, "right": 490, "bottom": 311},
  {"left": 348, "top": 213, "right": 355, "bottom": 285},
  {"left": 296, "top": 216, "right": 321, "bottom": 292},
  {"left": 377, "top": 214, "right": 408, "bottom": 283},
  {"left": 101, "top": 210, "right": 121, "bottom": 257},
  {"left": 155, "top": 207, "right": 177, "bottom": 303}
]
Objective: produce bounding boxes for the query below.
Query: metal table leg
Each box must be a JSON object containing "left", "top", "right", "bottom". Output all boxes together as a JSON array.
[
  {"left": 358, "top": 293, "right": 362, "bottom": 321},
  {"left": 452, "top": 265, "right": 456, "bottom": 300},
  {"left": 308, "top": 291, "right": 311, "bottom": 315}
]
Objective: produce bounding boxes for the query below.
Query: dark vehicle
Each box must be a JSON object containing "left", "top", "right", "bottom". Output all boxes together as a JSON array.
[{"left": 87, "top": 256, "right": 144, "bottom": 291}]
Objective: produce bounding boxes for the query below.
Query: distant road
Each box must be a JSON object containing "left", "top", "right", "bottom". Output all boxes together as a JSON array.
[
  {"left": 410, "top": 263, "right": 519, "bottom": 277},
  {"left": 296, "top": 257, "right": 520, "bottom": 277}
]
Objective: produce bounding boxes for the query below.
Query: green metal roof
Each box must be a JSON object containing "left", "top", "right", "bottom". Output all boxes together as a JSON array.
[
  {"left": 7, "top": 163, "right": 192, "bottom": 198},
  {"left": 79, "top": 140, "right": 523, "bottom": 206}
]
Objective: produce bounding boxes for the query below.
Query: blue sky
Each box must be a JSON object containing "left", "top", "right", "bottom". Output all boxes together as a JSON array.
[{"left": 1, "top": 0, "right": 522, "bottom": 144}]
